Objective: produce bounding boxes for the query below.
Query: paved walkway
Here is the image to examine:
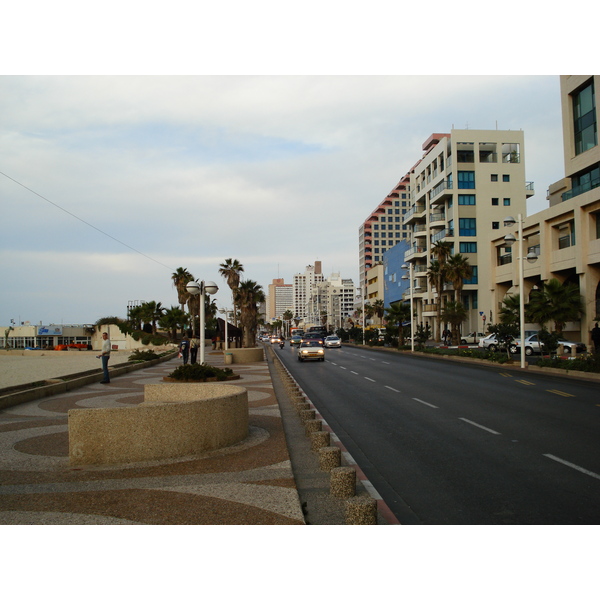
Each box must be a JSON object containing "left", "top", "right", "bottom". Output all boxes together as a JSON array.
[{"left": 0, "top": 350, "right": 306, "bottom": 524}]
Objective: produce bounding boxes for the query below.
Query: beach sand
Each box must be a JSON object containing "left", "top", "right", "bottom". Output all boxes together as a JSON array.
[{"left": 0, "top": 350, "right": 136, "bottom": 388}]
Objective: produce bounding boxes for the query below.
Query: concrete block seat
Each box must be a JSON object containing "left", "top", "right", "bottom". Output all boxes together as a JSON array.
[
  {"left": 69, "top": 383, "right": 249, "bottom": 465},
  {"left": 224, "top": 347, "right": 264, "bottom": 364}
]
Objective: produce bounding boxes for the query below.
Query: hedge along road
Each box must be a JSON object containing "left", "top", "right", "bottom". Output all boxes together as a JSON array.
[{"left": 275, "top": 343, "right": 600, "bottom": 525}]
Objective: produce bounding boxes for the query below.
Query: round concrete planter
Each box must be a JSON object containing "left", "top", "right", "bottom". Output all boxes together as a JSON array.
[{"left": 162, "top": 375, "right": 240, "bottom": 383}]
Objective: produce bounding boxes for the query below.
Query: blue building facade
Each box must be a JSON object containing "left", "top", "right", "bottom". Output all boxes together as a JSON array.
[{"left": 383, "top": 240, "right": 410, "bottom": 308}]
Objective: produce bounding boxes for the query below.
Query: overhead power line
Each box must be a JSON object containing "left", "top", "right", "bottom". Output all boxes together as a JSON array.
[{"left": 0, "top": 170, "right": 174, "bottom": 271}]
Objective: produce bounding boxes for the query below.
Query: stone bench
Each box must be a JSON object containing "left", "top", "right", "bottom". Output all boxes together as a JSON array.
[
  {"left": 225, "top": 347, "right": 264, "bottom": 364},
  {"left": 68, "top": 383, "right": 248, "bottom": 465}
]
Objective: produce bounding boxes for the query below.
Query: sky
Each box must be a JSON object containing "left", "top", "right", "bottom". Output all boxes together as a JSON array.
[{"left": 1, "top": 2, "right": 594, "bottom": 328}]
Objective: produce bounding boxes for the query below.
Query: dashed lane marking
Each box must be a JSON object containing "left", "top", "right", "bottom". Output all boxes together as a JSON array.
[
  {"left": 543, "top": 454, "right": 600, "bottom": 480},
  {"left": 364, "top": 377, "right": 376, "bottom": 382},
  {"left": 351, "top": 371, "right": 359, "bottom": 375},
  {"left": 548, "top": 389, "right": 575, "bottom": 397},
  {"left": 515, "top": 379, "right": 536, "bottom": 386},
  {"left": 500, "top": 373, "right": 513, "bottom": 378},
  {"left": 412, "top": 397, "right": 438, "bottom": 409},
  {"left": 459, "top": 418, "right": 501, "bottom": 435},
  {"left": 385, "top": 386, "right": 401, "bottom": 393}
]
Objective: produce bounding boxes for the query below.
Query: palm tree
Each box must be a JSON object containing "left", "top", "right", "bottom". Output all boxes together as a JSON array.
[
  {"left": 159, "top": 306, "right": 189, "bottom": 340},
  {"left": 446, "top": 254, "right": 472, "bottom": 303},
  {"left": 499, "top": 294, "right": 520, "bottom": 325},
  {"left": 373, "top": 299, "right": 385, "bottom": 325},
  {"left": 385, "top": 302, "right": 411, "bottom": 346},
  {"left": 426, "top": 260, "right": 447, "bottom": 341},
  {"left": 440, "top": 301, "right": 468, "bottom": 346},
  {"left": 363, "top": 303, "right": 375, "bottom": 325},
  {"left": 219, "top": 259, "right": 244, "bottom": 328},
  {"left": 171, "top": 267, "right": 194, "bottom": 313},
  {"left": 526, "top": 278, "right": 584, "bottom": 335},
  {"left": 430, "top": 241, "right": 453, "bottom": 341},
  {"left": 283, "top": 309, "right": 294, "bottom": 337},
  {"left": 127, "top": 305, "right": 144, "bottom": 330},
  {"left": 139, "top": 301, "right": 165, "bottom": 335},
  {"left": 234, "top": 279, "right": 265, "bottom": 348}
]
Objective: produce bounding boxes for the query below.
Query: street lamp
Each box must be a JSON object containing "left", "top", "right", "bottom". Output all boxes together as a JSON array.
[
  {"left": 503, "top": 214, "right": 538, "bottom": 369},
  {"left": 402, "top": 263, "right": 415, "bottom": 352},
  {"left": 186, "top": 280, "right": 219, "bottom": 365}
]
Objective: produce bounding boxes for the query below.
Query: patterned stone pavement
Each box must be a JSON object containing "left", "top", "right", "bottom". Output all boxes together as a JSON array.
[{"left": 0, "top": 352, "right": 305, "bottom": 525}]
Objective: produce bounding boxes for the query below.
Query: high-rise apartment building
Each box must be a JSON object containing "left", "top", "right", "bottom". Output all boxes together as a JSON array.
[
  {"left": 293, "top": 262, "right": 324, "bottom": 324},
  {"left": 308, "top": 273, "right": 356, "bottom": 331},
  {"left": 359, "top": 174, "right": 411, "bottom": 293},
  {"left": 491, "top": 75, "right": 599, "bottom": 343},
  {"left": 403, "top": 129, "right": 534, "bottom": 338},
  {"left": 266, "top": 278, "right": 293, "bottom": 321}
]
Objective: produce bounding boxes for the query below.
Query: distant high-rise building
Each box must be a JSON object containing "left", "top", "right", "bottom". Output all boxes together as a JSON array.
[
  {"left": 267, "top": 278, "right": 293, "bottom": 321},
  {"left": 293, "top": 262, "right": 324, "bottom": 324}
]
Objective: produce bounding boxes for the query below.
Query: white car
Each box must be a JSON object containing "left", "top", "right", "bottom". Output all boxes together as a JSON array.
[
  {"left": 298, "top": 340, "right": 325, "bottom": 362},
  {"left": 460, "top": 332, "right": 485, "bottom": 344},
  {"left": 324, "top": 335, "right": 341, "bottom": 348},
  {"left": 509, "top": 334, "right": 544, "bottom": 356}
]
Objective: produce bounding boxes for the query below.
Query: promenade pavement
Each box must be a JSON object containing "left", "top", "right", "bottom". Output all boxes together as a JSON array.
[{"left": 0, "top": 345, "right": 390, "bottom": 525}]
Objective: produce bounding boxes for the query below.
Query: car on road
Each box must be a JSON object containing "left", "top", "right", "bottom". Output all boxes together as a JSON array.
[
  {"left": 460, "top": 332, "right": 485, "bottom": 344},
  {"left": 509, "top": 334, "right": 544, "bottom": 356},
  {"left": 289, "top": 335, "right": 303, "bottom": 346},
  {"left": 324, "top": 335, "right": 341, "bottom": 348},
  {"left": 297, "top": 340, "right": 325, "bottom": 362},
  {"left": 302, "top": 332, "right": 325, "bottom": 343},
  {"left": 270, "top": 335, "right": 282, "bottom": 344}
]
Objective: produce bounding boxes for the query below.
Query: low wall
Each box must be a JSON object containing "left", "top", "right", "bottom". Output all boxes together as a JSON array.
[
  {"left": 227, "top": 347, "right": 264, "bottom": 364},
  {"left": 68, "top": 383, "right": 249, "bottom": 465}
]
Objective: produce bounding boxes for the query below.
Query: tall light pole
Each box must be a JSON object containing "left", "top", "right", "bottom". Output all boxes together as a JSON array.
[
  {"left": 186, "top": 280, "right": 219, "bottom": 365},
  {"left": 219, "top": 307, "right": 229, "bottom": 351},
  {"left": 503, "top": 214, "right": 538, "bottom": 369},
  {"left": 402, "top": 263, "right": 415, "bottom": 352}
]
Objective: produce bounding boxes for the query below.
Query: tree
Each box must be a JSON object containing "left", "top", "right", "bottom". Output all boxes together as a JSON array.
[
  {"left": 159, "top": 306, "right": 189, "bottom": 340},
  {"left": 363, "top": 303, "right": 375, "bottom": 325},
  {"left": 499, "top": 293, "right": 520, "bottom": 325},
  {"left": 526, "top": 278, "right": 584, "bottom": 335},
  {"left": 234, "top": 279, "right": 265, "bottom": 348},
  {"left": 446, "top": 253, "right": 472, "bottom": 303},
  {"left": 430, "top": 241, "right": 453, "bottom": 341},
  {"left": 283, "top": 309, "right": 294, "bottom": 337},
  {"left": 127, "top": 305, "right": 144, "bottom": 330},
  {"left": 139, "top": 301, "right": 165, "bottom": 335},
  {"left": 219, "top": 258, "right": 244, "bottom": 328},
  {"left": 440, "top": 301, "right": 468, "bottom": 346},
  {"left": 171, "top": 267, "right": 194, "bottom": 313},
  {"left": 384, "top": 302, "right": 411, "bottom": 346},
  {"left": 373, "top": 299, "right": 385, "bottom": 325}
]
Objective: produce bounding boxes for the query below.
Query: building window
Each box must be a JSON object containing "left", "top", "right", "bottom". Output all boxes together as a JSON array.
[
  {"left": 464, "top": 266, "right": 478, "bottom": 285},
  {"left": 492, "top": 198, "right": 499, "bottom": 205},
  {"left": 458, "top": 171, "right": 475, "bottom": 189},
  {"left": 459, "top": 242, "right": 477, "bottom": 253},
  {"left": 502, "top": 174, "right": 510, "bottom": 182},
  {"left": 458, "top": 194, "right": 476, "bottom": 205},
  {"left": 459, "top": 218, "right": 476, "bottom": 236},
  {"left": 503, "top": 198, "right": 511, "bottom": 206},
  {"left": 492, "top": 221, "right": 499, "bottom": 229},
  {"left": 573, "top": 79, "right": 597, "bottom": 155},
  {"left": 491, "top": 174, "right": 498, "bottom": 182}
]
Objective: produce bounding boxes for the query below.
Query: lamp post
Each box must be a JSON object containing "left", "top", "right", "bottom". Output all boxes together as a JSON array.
[
  {"left": 402, "top": 263, "right": 415, "bottom": 352},
  {"left": 186, "top": 280, "right": 219, "bottom": 365},
  {"left": 503, "top": 214, "right": 538, "bottom": 369},
  {"left": 219, "top": 307, "right": 229, "bottom": 352}
]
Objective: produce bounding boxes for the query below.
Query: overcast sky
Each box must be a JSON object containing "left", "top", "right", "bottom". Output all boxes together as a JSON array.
[{"left": 1, "top": 3, "right": 592, "bottom": 327}]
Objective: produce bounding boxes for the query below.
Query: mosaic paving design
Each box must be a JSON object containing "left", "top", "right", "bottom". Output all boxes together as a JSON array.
[{"left": 0, "top": 353, "right": 305, "bottom": 525}]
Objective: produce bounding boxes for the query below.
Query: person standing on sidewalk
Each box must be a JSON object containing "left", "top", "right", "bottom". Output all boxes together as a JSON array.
[{"left": 97, "top": 332, "right": 111, "bottom": 383}]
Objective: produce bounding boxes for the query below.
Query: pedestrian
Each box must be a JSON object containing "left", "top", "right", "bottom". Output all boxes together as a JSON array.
[
  {"left": 190, "top": 336, "right": 199, "bottom": 364},
  {"left": 97, "top": 331, "right": 111, "bottom": 384},
  {"left": 591, "top": 323, "right": 600, "bottom": 353},
  {"left": 211, "top": 336, "right": 217, "bottom": 350},
  {"left": 179, "top": 336, "right": 190, "bottom": 365}
]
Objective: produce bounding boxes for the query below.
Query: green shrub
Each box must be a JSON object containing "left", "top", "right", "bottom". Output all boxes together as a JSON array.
[
  {"left": 167, "top": 363, "right": 234, "bottom": 381},
  {"left": 128, "top": 349, "right": 159, "bottom": 362}
]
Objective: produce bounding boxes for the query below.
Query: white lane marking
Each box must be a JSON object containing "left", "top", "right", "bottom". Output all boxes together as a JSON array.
[
  {"left": 459, "top": 418, "right": 501, "bottom": 435},
  {"left": 382, "top": 361, "right": 391, "bottom": 365},
  {"left": 412, "top": 397, "right": 438, "bottom": 409},
  {"left": 330, "top": 362, "right": 337, "bottom": 366},
  {"left": 364, "top": 377, "right": 376, "bottom": 382},
  {"left": 351, "top": 371, "right": 359, "bottom": 375},
  {"left": 543, "top": 454, "right": 600, "bottom": 481},
  {"left": 340, "top": 366, "right": 347, "bottom": 370},
  {"left": 385, "top": 386, "right": 401, "bottom": 393}
]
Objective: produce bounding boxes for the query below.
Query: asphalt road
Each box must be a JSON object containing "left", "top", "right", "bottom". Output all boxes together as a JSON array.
[{"left": 275, "top": 343, "right": 600, "bottom": 524}]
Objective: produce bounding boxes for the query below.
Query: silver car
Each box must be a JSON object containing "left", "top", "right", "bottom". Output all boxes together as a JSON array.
[
  {"left": 324, "top": 335, "right": 341, "bottom": 348},
  {"left": 509, "top": 334, "right": 544, "bottom": 356}
]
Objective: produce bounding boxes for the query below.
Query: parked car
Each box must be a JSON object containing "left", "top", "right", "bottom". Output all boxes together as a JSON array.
[
  {"left": 298, "top": 340, "right": 325, "bottom": 362},
  {"left": 509, "top": 334, "right": 544, "bottom": 356},
  {"left": 478, "top": 333, "right": 513, "bottom": 352},
  {"left": 557, "top": 338, "right": 586, "bottom": 355},
  {"left": 460, "top": 332, "right": 485, "bottom": 344},
  {"left": 289, "top": 335, "right": 303, "bottom": 346},
  {"left": 324, "top": 335, "right": 341, "bottom": 348}
]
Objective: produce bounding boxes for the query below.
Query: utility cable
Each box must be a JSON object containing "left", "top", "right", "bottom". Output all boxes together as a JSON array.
[{"left": 0, "top": 170, "right": 175, "bottom": 271}]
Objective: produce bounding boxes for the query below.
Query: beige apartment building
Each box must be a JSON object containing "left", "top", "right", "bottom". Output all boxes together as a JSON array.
[
  {"left": 490, "top": 75, "right": 600, "bottom": 344},
  {"left": 403, "top": 128, "right": 534, "bottom": 339},
  {"left": 266, "top": 278, "right": 293, "bottom": 322}
]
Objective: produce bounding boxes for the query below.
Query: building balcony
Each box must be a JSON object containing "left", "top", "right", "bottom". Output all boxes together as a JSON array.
[
  {"left": 402, "top": 203, "right": 426, "bottom": 225},
  {"left": 430, "top": 179, "right": 453, "bottom": 206},
  {"left": 526, "top": 181, "right": 535, "bottom": 198}
]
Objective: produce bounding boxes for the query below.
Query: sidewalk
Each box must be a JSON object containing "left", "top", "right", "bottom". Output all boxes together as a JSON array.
[{"left": 0, "top": 346, "right": 390, "bottom": 525}]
